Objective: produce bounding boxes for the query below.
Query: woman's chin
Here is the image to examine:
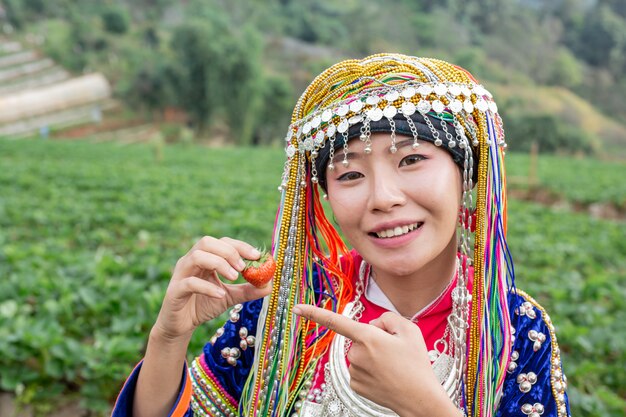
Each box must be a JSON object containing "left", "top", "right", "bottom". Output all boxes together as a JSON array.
[{"left": 368, "top": 256, "right": 427, "bottom": 278}]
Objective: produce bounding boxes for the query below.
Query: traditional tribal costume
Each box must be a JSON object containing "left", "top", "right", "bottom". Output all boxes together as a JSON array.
[{"left": 112, "top": 54, "right": 570, "bottom": 417}]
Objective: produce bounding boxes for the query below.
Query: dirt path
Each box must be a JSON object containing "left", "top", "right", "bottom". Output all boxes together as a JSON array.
[{"left": 509, "top": 187, "right": 624, "bottom": 221}]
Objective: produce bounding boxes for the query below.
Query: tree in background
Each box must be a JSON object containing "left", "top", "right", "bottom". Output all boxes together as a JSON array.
[
  {"left": 124, "top": 59, "right": 175, "bottom": 118},
  {"left": 281, "top": 0, "right": 347, "bottom": 45},
  {"left": 547, "top": 48, "right": 583, "bottom": 89},
  {"left": 168, "top": 16, "right": 264, "bottom": 144},
  {"left": 101, "top": 6, "right": 130, "bottom": 35},
  {"left": 6, "top": 0, "right": 626, "bottom": 148},
  {"left": 575, "top": 5, "right": 626, "bottom": 78},
  {"left": 218, "top": 26, "right": 264, "bottom": 146},
  {"left": 600, "top": 0, "right": 626, "bottom": 19},
  {"left": 168, "top": 21, "right": 220, "bottom": 132},
  {"left": 253, "top": 73, "right": 293, "bottom": 145},
  {"left": 503, "top": 112, "right": 594, "bottom": 155}
]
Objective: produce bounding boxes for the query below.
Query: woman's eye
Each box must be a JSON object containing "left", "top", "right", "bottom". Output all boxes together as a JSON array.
[
  {"left": 399, "top": 154, "right": 425, "bottom": 167},
  {"left": 337, "top": 171, "right": 364, "bottom": 181}
]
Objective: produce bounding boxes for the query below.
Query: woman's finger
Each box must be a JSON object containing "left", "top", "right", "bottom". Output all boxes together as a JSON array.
[
  {"left": 174, "top": 250, "right": 239, "bottom": 281},
  {"left": 193, "top": 236, "right": 248, "bottom": 271},
  {"left": 368, "top": 311, "right": 415, "bottom": 336},
  {"left": 292, "top": 304, "right": 369, "bottom": 342},
  {"left": 223, "top": 282, "right": 273, "bottom": 306},
  {"left": 174, "top": 236, "right": 263, "bottom": 281},
  {"left": 219, "top": 237, "right": 261, "bottom": 261},
  {"left": 172, "top": 276, "right": 227, "bottom": 300}
]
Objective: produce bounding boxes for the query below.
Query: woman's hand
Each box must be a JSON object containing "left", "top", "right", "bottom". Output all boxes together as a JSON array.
[
  {"left": 152, "top": 236, "right": 273, "bottom": 343},
  {"left": 134, "top": 236, "right": 272, "bottom": 417},
  {"left": 293, "top": 305, "right": 461, "bottom": 417}
]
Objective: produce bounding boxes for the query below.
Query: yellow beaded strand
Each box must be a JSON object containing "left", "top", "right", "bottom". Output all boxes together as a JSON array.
[
  {"left": 466, "top": 113, "right": 489, "bottom": 417},
  {"left": 247, "top": 153, "right": 301, "bottom": 416}
]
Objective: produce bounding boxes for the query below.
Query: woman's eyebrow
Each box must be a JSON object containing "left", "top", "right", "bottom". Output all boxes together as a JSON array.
[
  {"left": 330, "top": 138, "right": 422, "bottom": 164},
  {"left": 396, "top": 138, "right": 417, "bottom": 149},
  {"left": 330, "top": 150, "right": 362, "bottom": 165}
]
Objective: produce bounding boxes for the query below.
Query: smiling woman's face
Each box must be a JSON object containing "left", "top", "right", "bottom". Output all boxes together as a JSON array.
[{"left": 325, "top": 132, "right": 463, "bottom": 278}]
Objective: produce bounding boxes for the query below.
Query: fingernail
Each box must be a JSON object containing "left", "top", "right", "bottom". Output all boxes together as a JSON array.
[
  {"left": 216, "top": 289, "right": 226, "bottom": 297},
  {"left": 251, "top": 248, "right": 261, "bottom": 257},
  {"left": 292, "top": 305, "right": 302, "bottom": 315},
  {"left": 228, "top": 268, "right": 238, "bottom": 280},
  {"left": 237, "top": 259, "right": 246, "bottom": 271}
]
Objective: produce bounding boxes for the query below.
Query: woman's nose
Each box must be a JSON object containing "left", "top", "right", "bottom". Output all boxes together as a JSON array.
[{"left": 368, "top": 172, "right": 406, "bottom": 212}]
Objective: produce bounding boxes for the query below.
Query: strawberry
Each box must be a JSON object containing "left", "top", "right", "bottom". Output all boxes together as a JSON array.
[{"left": 241, "top": 251, "right": 276, "bottom": 288}]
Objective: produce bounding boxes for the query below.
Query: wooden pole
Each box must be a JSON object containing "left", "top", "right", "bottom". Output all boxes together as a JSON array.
[{"left": 529, "top": 141, "right": 538, "bottom": 188}]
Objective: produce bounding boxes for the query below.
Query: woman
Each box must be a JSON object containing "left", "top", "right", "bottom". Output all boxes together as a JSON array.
[{"left": 112, "top": 54, "right": 570, "bottom": 417}]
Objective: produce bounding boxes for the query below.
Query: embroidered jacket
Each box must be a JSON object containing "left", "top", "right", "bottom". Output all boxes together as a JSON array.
[{"left": 112, "top": 254, "right": 570, "bottom": 417}]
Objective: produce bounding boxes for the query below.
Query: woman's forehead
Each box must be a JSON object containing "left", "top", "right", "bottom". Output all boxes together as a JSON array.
[{"left": 344, "top": 133, "right": 440, "bottom": 153}]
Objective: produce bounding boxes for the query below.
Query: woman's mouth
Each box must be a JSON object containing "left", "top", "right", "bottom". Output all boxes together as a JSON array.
[{"left": 370, "top": 222, "right": 423, "bottom": 239}]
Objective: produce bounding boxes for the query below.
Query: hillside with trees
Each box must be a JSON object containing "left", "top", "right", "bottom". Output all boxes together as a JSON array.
[{"left": 0, "top": 0, "right": 625, "bottom": 156}]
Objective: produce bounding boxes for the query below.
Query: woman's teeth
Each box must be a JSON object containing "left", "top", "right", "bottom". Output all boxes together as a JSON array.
[{"left": 375, "top": 222, "right": 420, "bottom": 238}]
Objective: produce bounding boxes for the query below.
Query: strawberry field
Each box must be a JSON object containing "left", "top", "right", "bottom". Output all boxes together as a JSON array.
[
  {"left": 505, "top": 153, "right": 626, "bottom": 210},
  {"left": 1, "top": 139, "right": 625, "bottom": 416}
]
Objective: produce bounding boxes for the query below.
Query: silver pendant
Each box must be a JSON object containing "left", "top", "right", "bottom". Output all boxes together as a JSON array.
[
  {"left": 432, "top": 352, "right": 454, "bottom": 384},
  {"left": 300, "top": 400, "right": 324, "bottom": 417}
]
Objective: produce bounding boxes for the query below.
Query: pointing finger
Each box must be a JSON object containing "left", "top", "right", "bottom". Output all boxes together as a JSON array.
[
  {"left": 292, "top": 304, "right": 366, "bottom": 342},
  {"left": 368, "top": 311, "right": 413, "bottom": 335}
]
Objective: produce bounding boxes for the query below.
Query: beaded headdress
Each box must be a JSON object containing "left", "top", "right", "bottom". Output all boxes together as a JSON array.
[{"left": 240, "top": 54, "right": 516, "bottom": 417}]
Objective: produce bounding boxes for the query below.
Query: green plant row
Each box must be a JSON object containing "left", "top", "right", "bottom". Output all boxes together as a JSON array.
[
  {"left": 0, "top": 139, "right": 282, "bottom": 414},
  {"left": 506, "top": 200, "right": 626, "bottom": 416},
  {"left": 0, "top": 139, "right": 624, "bottom": 416},
  {"left": 505, "top": 153, "right": 626, "bottom": 209}
]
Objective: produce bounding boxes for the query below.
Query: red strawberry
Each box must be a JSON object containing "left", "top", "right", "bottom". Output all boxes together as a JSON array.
[{"left": 242, "top": 251, "right": 276, "bottom": 288}]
